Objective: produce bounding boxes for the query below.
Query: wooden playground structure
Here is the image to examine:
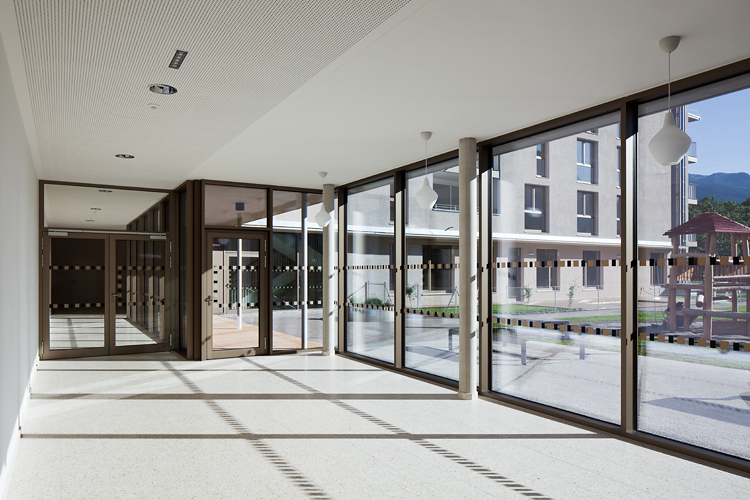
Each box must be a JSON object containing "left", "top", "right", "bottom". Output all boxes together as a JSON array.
[{"left": 665, "top": 212, "right": 750, "bottom": 339}]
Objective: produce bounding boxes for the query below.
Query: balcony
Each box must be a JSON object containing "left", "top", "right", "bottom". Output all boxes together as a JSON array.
[
  {"left": 687, "top": 141, "right": 697, "bottom": 163},
  {"left": 688, "top": 183, "right": 698, "bottom": 205}
]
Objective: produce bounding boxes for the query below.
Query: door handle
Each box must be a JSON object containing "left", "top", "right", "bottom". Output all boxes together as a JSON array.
[{"left": 205, "top": 295, "right": 214, "bottom": 304}]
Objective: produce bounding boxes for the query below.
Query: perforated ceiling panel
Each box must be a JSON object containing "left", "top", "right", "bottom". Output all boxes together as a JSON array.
[{"left": 13, "top": 0, "right": 411, "bottom": 186}]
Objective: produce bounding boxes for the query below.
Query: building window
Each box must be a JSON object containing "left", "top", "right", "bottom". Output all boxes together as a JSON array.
[
  {"left": 616, "top": 195, "right": 621, "bottom": 237},
  {"left": 536, "top": 249, "right": 558, "bottom": 289},
  {"left": 577, "top": 140, "right": 596, "bottom": 183},
  {"left": 493, "top": 155, "right": 500, "bottom": 171},
  {"left": 616, "top": 146, "right": 621, "bottom": 188},
  {"left": 433, "top": 171, "right": 459, "bottom": 211},
  {"left": 651, "top": 252, "right": 665, "bottom": 286},
  {"left": 536, "top": 143, "right": 547, "bottom": 177},
  {"left": 582, "top": 250, "right": 601, "bottom": 288},
  {"left": 492, "top": 177, "right": 501, "bottom": 215},
  {"left": 615, "top": 123, "right": 620, "bottom": 140},
  {"left": 524, "top": 185, "right": 546, "bottom": 232},
  {"left": 577, "top": 191, "right": 596, "bottom": 235}
]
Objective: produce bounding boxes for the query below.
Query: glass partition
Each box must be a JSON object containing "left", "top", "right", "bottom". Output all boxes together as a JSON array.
[
  {"left": 403, "top": 159, "right": 461, "bottom": 380},
  {"left": 204, "top": 184, "right": 267, "bottom": 228},
  {"left": 490, "top": 117, "right": 622, "bottom": 424},
  {"left": 637, "top": 86, "right": 750, "bottom": 460},
  {"left": 271, "top": 190, "right": 325, "bottom": 351},
  {"left": 346, "top": 178, "right": 395, "bottom": 363}
]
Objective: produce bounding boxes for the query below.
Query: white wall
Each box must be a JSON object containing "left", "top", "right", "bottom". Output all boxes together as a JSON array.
[{"left": 0, "top": 31, "right": 38, "bottom": 497}]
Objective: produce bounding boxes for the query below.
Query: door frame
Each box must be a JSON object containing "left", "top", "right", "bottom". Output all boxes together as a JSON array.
[
  {"left": 40, "top": 231, "right": 173, "bottom": 360},
  {"left": 203, "top": 230, "right": 269, "bottom": 359}
]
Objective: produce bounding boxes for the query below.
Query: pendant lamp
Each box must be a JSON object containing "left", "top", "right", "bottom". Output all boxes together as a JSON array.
[
  {"left": 415, "top": 131, "right": 438, "bottom": 210},
  {"left": 648, "top": 36, "right": 691, "bottom": 166},
  {"left": 315, "top": 171, "right": 331, "bottom": 228}
]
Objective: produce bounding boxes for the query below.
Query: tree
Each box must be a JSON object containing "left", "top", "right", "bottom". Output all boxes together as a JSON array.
[{"left": 688, "top": 195, "right": 750, "bottom": 256}]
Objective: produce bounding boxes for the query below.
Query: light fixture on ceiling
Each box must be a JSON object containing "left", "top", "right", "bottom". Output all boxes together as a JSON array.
[
  {"left": 648, "top": 36, "right": 691, "bottom": 165},
  {"left": 168, "top": 50, "right": 188, "bottom": 69},
  {"left": 85, "top": 219, "right": 95, "bottom": 222},
  {"left": 99, "top": 189, "right": 113, "bottom": 193},
  {"left": 315, "top": 172, "right": 331, "bottom": 228},
  {"left": 415, "top": 131, "right": 438, "bottom": 210},
  {"left": 91, "top": 208, "right": 101, "bottom": 211},
  {"left": 115, "top": 154, "right": 134, "bottom": 159},
  {"left": 148, "top": 84, "right": 177, "bottom": 95},
  {"left": 148, "top": 103, "right": 160, "bottom": 110}
]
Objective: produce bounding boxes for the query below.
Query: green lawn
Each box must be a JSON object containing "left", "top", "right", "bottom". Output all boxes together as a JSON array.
[
  {"left": 554, "top": 311, "right": 665, "bottom": 323},
  {"left": 412, "top": 304, "right": 578, "bottom": 316}
]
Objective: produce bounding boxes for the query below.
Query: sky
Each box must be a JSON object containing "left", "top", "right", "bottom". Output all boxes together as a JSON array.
[{"left": 685, "top": 86, "right": 750, "bottom": 175}]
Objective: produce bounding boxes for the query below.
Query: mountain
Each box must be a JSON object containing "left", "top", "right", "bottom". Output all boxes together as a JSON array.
[{"left": 689, "top": 172, "right": 750, "bottom": 203}]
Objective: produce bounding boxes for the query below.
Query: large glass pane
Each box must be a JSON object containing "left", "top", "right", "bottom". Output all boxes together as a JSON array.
[
  {"left": 270, "top": 190, "right": 325, "bottom": 351},
  {"left": 205, "top": 184, "right": 267, "bottom": 228},
  {"left": 637, "top": 87, "right": 750, "bottom": 460},
  {"left": 346, "top": 178, "right": 394, "bottom": 363},
  {"left": 404, "top": 158, "right": 461, "bottom": 380},
  {"left": 49, "top": 238, "right": 106, "bottom": 350},
  {"left": 115, "top": 239, "right": 166, "bottom": 346},
  {"left": 491, "top": 118, "right": 621, "bottom": 424},
  {"left": 211, "top": 237, "right": 261, "bottom": 350}
]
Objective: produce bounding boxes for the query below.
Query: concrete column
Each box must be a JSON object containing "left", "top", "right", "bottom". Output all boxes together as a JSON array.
[
  {"left": 458, "top": 137, "right": 478, "bottom": 400},
  {"left": 301, "top": 193, "right": 308, "bottom": 349},
  {"left": 322, "top": 184, "right": 336, "bottom": 355}
]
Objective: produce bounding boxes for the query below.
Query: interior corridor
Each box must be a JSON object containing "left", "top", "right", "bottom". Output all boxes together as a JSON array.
[{"left": 6, "top": 352, "right": 748, "bottom": 499}]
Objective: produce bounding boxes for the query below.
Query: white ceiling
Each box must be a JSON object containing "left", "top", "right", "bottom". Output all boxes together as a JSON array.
[
  {"left": 2, "top": 0, "right": 750, "bottom": 191},
  {"left": 44, "top": 185, "right": 168, "bottom": 230}
]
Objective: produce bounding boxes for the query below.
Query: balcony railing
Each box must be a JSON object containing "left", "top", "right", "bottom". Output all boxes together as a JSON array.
[
  {"left": 688, "top": 141, "right": 697, "bottom": 158},
  {"left": 688, "top": 183, "right": 697, "bottom": 201},
  {"left": 433, "top": 203, "right": 459, "bottom": 212}
]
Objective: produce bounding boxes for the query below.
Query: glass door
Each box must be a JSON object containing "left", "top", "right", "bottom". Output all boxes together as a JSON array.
[
  {"left": 43, "top": 233, "right": 110, "bottom": 359},
  {"left": 206, "top": 232, "right": 268, "bottom": 358},
  {"left": 109, "top": 235, "right": 170, "bottom": 355},
  {"left": 42, "top": 232, "right": 172, "bottom": 359}
]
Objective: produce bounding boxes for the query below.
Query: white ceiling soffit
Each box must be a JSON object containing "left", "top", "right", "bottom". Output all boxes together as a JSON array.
[
  {"left": 44, "top": 184, "right": 168, "bottom": 230},
  {"left": 9, "top": 0, "right": 413, "bottom": 187},
  {"left": 5, "top": 0, "right": 750, "bottom": 191}
]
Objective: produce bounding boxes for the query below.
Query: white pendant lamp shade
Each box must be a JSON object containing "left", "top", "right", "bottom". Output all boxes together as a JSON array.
[
  {"left": 648, "top": 112, "right": 692, "bottom": 165},
  {"left": 648, "top": 35, "right": 691, "bottom": 166},
  {"left": 416, "top": 177, "right": 438, "bottom": 210},
  {"left": 416, "top": 131, "right": 438, "bottom": 210},
  {"left": 316, "top": 170, "right": 331, "bottom": 227},
  {"left": 315, "top": 204, "right": 331, "bottom": 227}
]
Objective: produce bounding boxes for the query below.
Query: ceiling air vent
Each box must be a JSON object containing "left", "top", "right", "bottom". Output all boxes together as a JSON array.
[{"left": 169, "top": 50, "right": 188, "bottom": 69}]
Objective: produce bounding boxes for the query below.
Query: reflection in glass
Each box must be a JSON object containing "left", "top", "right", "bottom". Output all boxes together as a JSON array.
[
  {"left": 205, "top": 184, "right": 267, "bottom": 228},
  {"left": 492, "top": 120, "right": 621, "bottom": 424},
  {"left": 114, "top": 239, "right": 166, "bottom": 346},
  {"left": 347, "top": 179, "right": 394, "bottom": 363},
  {"left": 637, "top": 89, "right": 750, "bottom": 460},
  {"left": 49, "top": 238, "right": 106, "bottom": 350},
  {"left": 211, "top": 238, "right": 261, "bottom": 350},
  {"left": 403, "top": 159, "right": 462, "bottom": 380}
]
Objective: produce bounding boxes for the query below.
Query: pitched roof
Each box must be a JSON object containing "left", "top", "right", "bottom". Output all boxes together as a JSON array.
[{"left": 664, "top": 212, "right": 750, "bottom": 237}]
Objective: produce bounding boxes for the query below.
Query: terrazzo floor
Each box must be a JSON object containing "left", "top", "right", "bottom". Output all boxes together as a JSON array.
[{"left": 6, "top": 351, "right": 749, "bottom": 499}]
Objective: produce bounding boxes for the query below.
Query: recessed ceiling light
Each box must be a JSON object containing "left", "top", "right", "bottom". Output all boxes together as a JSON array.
[
  {"left": 169, "top": 50, "right": 188, "bottom": 69},
  {"left": 91, "top": 208, "right": 101, "bottom": 211},
  {"left": 115, "top": 154, "right": 135, "bottom": 159},
  {"left": 85, "top": 219, "right": 95, "bottom": 222},
  {"left": 149, "top": 84, "right": 177, "bottom": 95},
  {"left": 99, "top": 189, "right": 113, "bottom": 193},
  {"left": 148, "top": 103, "right": 159, "bottom": 110}
]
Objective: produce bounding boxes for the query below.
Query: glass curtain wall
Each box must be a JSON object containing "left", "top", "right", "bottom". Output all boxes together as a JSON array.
[
  {"left": 404, "top": 159, "right": 462, "bottom": 380},
  {"left": 636, "top": 86, "right": 750, "bottom": 460},
  {"left": 271, "top": 190, "right": 325, "bottom": 351},
  {"left": 490, "top": 117, "right": 622, "bottom": 424},
  {"left": 346, "top": 178, "right": 395, "bottom": 363}
]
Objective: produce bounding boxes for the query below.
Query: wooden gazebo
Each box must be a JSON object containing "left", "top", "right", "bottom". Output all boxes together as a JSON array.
[{"left": 664, "top": 212, "right": 750, "bottom": 338}]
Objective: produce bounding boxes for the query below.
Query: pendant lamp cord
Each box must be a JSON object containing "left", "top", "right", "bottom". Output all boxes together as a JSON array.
[
  {"left": 424, "top": 140, "right": 429, "bottom": 177},
  {"left": 667, "top": 51, "right": 671, "bottom": 112}
]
